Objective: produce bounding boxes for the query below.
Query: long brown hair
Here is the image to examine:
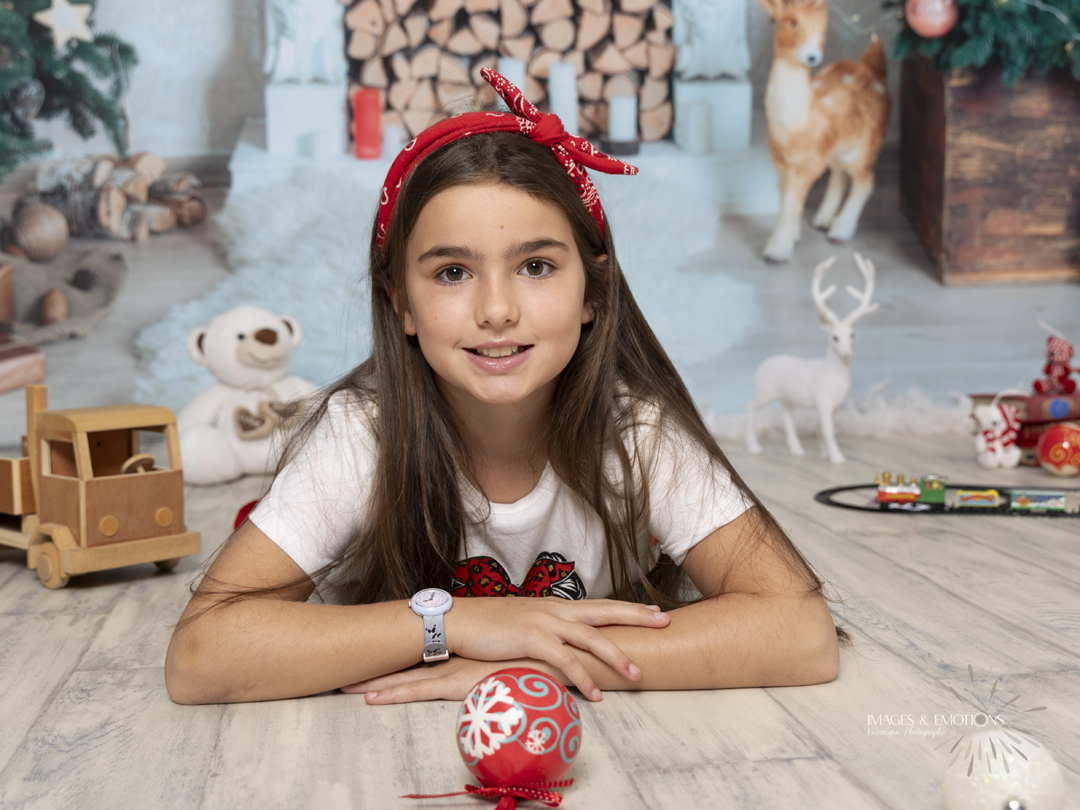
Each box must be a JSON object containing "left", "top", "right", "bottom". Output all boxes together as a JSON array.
[{"left": 262, "top": 131, "right": 833, "bottom": 614}]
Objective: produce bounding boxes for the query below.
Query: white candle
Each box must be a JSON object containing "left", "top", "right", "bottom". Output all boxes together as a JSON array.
[
  {"left": 676, "top": 101, "right": 711, "bottom": 155},
  {"left": 496, "top": 57, "right": 527, "bottom": 110},
  {"left": 547, "top": 62, "right": 578, "bottom": 137},
  {"left": 382, "top": 123, "right": 404, "bottom": 158},
  {"left": 607, "top": 95, "right": 637, "bottom": 142}
]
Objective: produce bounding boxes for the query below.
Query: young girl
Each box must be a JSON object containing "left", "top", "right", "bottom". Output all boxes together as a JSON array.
[{"left": 165, "top": 71, "right": 840, "bottom": 706}]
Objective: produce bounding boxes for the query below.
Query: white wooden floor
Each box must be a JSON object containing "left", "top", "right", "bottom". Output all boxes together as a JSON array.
[
  {"left": 1, "top": 432, "right": 1077, "bottom": 808},
  {"left": 1, "top": 170, "right": 1078, "bottom": 808}
]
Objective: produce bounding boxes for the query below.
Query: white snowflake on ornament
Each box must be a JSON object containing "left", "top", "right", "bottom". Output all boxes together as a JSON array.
[
  {"left": 458, "top": 678, "right": 524, "bottom": 759},
  {"left": 524, "top": 727, "right": 550, "bottom": 754}
]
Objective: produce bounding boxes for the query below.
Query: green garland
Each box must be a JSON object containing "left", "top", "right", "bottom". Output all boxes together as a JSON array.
[
  {"left": 0, "top": 0, "right": 137, "bottom": 181},
  {"left": 892, "top": 0, "right": 1080, "bottom": 85}
]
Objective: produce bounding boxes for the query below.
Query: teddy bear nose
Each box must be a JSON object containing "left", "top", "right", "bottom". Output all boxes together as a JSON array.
[{"left": 255, "top": 329, "right": 278, "bottom": 345}]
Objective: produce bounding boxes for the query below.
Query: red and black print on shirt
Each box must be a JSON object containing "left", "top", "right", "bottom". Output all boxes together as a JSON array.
[{"left": 450, "top": 552, "right": 586, "bottom": 600}]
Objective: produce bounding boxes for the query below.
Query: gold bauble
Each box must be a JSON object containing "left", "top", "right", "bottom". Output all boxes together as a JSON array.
[{"left": 12, "top": 204, "right": 69, "bottom": 263}]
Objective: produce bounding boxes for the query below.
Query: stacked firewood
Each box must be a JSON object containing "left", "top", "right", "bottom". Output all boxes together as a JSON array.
[
  {"left": 12, "top": 153, "right": 206, "bottom": 243},
  {"left": 345, "top": 0, "right": 675, "bottom": 141}
]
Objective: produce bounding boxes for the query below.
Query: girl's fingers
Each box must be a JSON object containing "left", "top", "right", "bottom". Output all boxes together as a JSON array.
[
  {"left": 341, "top": 667, "right": 437, "bottom": 694},
  {"left": 342, "top": 671, "right": 416, "bottom": 693},
  {"left": 554, "top": 599, "right": 668, "bottom": 629},
  {"left": 528, "top": 641, "right": 601, "bottom": 702},
  {"left": 555, "top": 623, "right": 643, "bottom": 683},
  {"left": 365, "top": 677, "right": 453, "bottom": 704}
]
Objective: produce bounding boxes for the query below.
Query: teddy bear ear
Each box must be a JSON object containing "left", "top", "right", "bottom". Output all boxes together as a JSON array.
[
  {"left": 186, "top": 327, "right": 210, "bottom": 366},
  {"left": 280, "top": 315, "right": 303, "bottom": 348}
]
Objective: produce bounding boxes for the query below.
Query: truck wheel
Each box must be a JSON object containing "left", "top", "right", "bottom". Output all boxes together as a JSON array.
[
  {"left": 37, "top": 541, "right": 70, "bottom": 589},
  {"left": 155, "top": 558, "right": 180, "bottom": 571}
]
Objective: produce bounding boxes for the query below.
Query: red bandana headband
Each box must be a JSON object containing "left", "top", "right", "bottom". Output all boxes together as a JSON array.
[{"left": 376, "top": 68, "right": 639, "bottom": 250}]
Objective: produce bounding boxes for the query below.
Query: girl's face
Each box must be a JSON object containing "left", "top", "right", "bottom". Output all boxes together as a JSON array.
[{"left": 400, "top": 182, "right": 597, "bottom": 414}]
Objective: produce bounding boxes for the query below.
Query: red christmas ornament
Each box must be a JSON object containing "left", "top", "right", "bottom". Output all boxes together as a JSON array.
[
  {"left": 1036, "top": 421, "right": 1080, "bottom": 476},
  {"left": 905, "top": 0, "right": 959, "bottom": 38},
  {"left": 457, "top": 667, "right": 581, "bottom": 787}
]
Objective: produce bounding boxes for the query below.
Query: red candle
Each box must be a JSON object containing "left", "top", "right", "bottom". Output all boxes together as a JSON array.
[{"left": 353, "top": 88, "right": 382, "bottom": 160}]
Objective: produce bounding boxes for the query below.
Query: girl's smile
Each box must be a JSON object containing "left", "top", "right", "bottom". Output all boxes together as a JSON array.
[
  {"left": 400, "top": 182, "right": 597, "bottom": 413},
  {"left": 465, "top": 343, "right": 533, "bottom": 372}
]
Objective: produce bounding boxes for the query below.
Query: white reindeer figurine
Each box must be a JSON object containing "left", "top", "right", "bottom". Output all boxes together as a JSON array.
[
  {"left": 759, "top": 0, "right": 890, "bottom": 263},
  {"left": 745, "top": 253, "right": 879, "bottom": 464}
]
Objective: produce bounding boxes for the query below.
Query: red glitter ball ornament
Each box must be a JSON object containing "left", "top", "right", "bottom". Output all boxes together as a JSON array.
[
  {"left": 457, "top": 667, "right": 581, "bottom": 787},
  {"left": 1036, "top": 421, "right": 1080, "bottom": 476},
  {"left": 905, "top": 0, "right": 959, "bottom": 38}
]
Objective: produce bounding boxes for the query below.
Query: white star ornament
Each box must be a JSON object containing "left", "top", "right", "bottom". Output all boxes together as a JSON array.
[{"left": 33, "top": 0, "right": 94, "bottom": 50}]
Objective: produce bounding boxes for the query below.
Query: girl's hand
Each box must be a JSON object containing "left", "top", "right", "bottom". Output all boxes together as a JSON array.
[
  {"left": 343, "top": 657, "right": 562, "bottom": 704},
  {"left": 445, "top": 597, "right": 668, "bottom": 701}
]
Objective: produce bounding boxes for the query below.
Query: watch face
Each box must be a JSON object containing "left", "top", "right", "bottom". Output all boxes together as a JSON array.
[{"left": 416, "top": 588, "right": 449, "bottom": 608}]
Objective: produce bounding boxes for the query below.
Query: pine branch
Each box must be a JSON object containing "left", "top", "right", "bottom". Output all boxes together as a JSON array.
[
  {"left": 0, "top": 129, "right": 51, "bottom": 181},
  {"left": 1, "top": 0, "right": 136, "bottom": 177},
  {"left": 892, "top": 0, "right": 1080, "bottom": 84}
]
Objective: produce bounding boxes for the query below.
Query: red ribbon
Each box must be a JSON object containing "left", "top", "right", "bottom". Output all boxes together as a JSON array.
[
  {"left": 375, "top": 68, "right": 638, "bottom": 250},
  {"left": 402, "top": 779, "right": 572, "bottom": 809},
  {"left": 981, "top": 403, "right": 1019, "bottom": 452},
  {"left": 981, "top": 428, "right": 1014, "bottom": 451}
]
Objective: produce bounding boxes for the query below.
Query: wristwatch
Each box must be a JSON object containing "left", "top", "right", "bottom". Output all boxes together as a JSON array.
[{"left": 409, "top": 588, "right": 453, "bottom": 662}]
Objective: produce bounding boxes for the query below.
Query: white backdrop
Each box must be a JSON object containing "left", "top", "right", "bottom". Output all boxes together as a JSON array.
[
  {"left": 37, "top": 0, "right": 265, "bottom": 159},
  {"left": 33, "top": 0, "right": 895, "bottom": 161}
]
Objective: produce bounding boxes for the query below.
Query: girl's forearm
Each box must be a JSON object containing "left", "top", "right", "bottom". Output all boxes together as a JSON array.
[
  {"left": 165, "top": 599, "right": 424, "bottom": 704},
  {"left": 165, "top": 590, "right": 669, "bottom": 704},
  {"left": 572, "top": 591, "right": 839, "bottom": 691},
  {"left": 165, "top": 584, "right": 836, "bottom": 704}
]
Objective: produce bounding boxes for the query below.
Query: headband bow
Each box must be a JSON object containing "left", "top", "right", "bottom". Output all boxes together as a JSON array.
[{"left": 376, "top": 68, "right": 638, "bottom": 250}]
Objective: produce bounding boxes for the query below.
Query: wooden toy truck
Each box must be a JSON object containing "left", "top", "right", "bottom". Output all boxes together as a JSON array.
[{"left": 0, "top": 385, "right": 200, "bottom": 588}]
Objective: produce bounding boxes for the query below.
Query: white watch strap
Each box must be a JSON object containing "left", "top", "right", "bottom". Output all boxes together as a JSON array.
[{"left": 422, "top": 613, "right": 449, "bottom": 662}]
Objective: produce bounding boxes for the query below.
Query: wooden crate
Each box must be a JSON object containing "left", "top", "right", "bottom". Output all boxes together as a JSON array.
[
  {"left": 0, "top": 334, "right": 46, "bottom": 395},
  {"left": 899, "top": 55, "right": 1080, "bottom": 285}
]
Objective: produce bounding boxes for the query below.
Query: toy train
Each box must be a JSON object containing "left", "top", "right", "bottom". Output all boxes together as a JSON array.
[
  {"left": 875, "top": 472, "right": 945, "bottom": 508},
  {"left": 875, "top": 472, "right": 1068, "bottom": 513},
  {"left": 814, "top": 472, "right": 1076, "bottom": 516}
]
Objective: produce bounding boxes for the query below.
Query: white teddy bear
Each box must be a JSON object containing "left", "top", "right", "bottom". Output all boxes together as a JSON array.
[
  {"left": 179, "top": 305, "right": 316, "bottom": 485},
  {"left": 972, "top": 402, "right": 1021, "bottom": 469}
]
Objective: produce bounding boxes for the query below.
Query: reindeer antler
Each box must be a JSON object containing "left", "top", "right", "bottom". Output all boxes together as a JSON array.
[
  {"left": 811, "top": 256, "right": 840, "bottom": 328},
  {"left": 841, "top": 253, "right": 880, "bottom": 326}
]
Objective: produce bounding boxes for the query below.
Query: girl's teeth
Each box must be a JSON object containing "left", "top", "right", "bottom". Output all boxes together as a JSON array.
[{"left": 474, "top": 346, "right": 523, "bottom": 357}]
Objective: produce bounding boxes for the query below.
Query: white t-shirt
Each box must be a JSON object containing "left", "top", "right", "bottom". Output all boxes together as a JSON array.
[{"left": 250, "top": 391, "right": 752, "bottom": 604}]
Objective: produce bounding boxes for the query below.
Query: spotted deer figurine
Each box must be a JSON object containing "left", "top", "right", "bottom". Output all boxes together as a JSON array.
[{"left": 758, "top": 0, "right": 890, "bottom": 263}]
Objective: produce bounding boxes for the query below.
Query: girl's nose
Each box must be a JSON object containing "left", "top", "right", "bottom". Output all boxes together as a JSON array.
[{"left": 475, "top": 277, "right": 519, "bottom": 327}]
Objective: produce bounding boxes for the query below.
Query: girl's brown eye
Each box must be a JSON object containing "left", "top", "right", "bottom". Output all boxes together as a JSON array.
[
  {"left": 439, "top": 266, "right": 466, "bottom": 282},
  {"left": 522, "top": 260, "right": 552, "bottom": 277}
]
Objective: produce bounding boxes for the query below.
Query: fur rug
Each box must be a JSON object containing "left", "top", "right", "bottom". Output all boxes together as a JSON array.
[
  {"left": 133, "top": 169, "right": 757, "bottom": 413},
  {"left": 706, "top": 382, "right": 973, "bottom": 444},
  {"left": 134, "top": 169, "right": 969, "bottom": 441}
]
